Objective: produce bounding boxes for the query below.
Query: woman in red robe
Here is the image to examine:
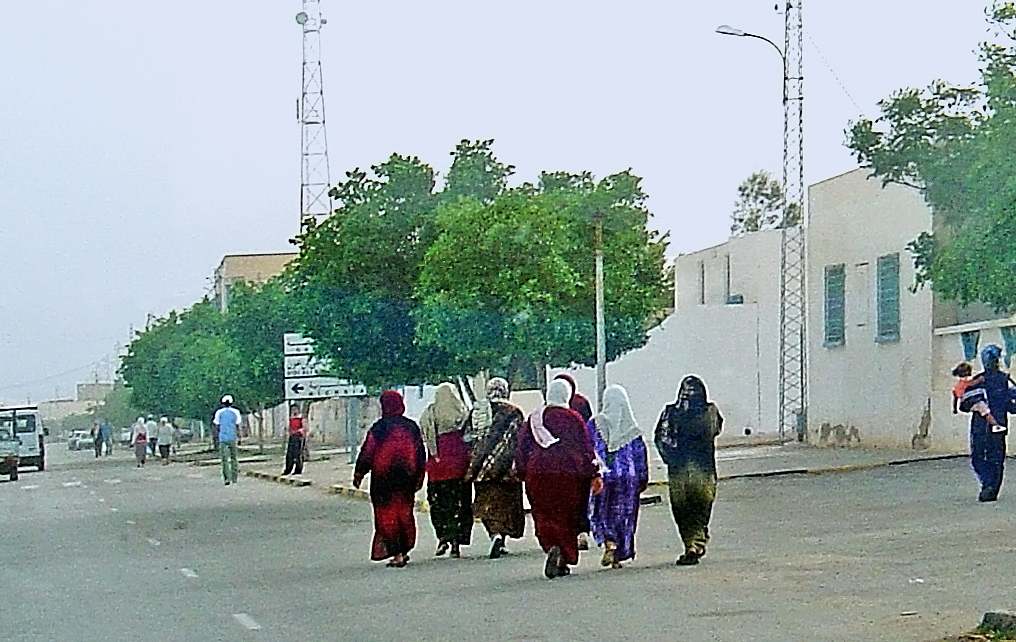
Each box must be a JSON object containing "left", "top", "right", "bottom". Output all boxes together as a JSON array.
[
  {"left": 354, "top": 390, "right": 426, "bottom": 567},
  {"left": 516, "top": 379, "right": 602, "bottom": 579}
]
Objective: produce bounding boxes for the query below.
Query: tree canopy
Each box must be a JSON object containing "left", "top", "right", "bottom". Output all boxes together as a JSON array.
[
  {"left": 729, "top": 170, "right": 800, "bottom": 236},
  {"left": 846, "top": 2, "right": 1016, "bottom": 312}
]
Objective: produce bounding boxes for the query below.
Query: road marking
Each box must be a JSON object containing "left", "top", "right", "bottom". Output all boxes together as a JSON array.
[
  {"left": 110, "top": 508, "right": 119, "bottom": 512},
  {"left": 98, "top": 498, "right": 106, "bottom": 503},
  {"left": 233, "top": 613, "right": 262, "bottom": 630},
  {"left": 125, "top": 520, "right": 136, "bottom": 525},
  {"left": 180, "top": 568, "right": 198, "bottom": 578},
  {"left": 147, "top": 538, "right": 161, "bottom": 546},
  {"left": 104, "top": 479, "right": 122, "bottom": 484},
  {"left": 21, "top": 485, "right": 39, "bottom": 490},
  {"left": 186, "top": 473, "right": 203, "bottom": 479},
  {"left": 62, "top": 481, "right": 82, "bottom": 487}
]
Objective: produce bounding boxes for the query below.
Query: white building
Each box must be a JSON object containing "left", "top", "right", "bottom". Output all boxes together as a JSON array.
[{"left": 557, "top": 168, "right": 1014, "bottom": 452}]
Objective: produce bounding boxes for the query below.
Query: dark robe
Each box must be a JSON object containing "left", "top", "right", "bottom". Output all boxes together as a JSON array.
[
  {"left": 965, "top": 369, "right": 1014, "bottom": 501},
  {"left": 516, "top": 406, "right": 598, "bottom": 565},
  {"left": 355, "top": 415, "right": 426, "bottom": 561},
  {"left": 467, "top": 400, "right": 526, "bottom": 539}
]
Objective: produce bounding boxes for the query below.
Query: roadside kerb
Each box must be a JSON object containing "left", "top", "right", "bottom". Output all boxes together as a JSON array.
[{"left": 245, "top": 470, "right": 312, "bottom": 487}]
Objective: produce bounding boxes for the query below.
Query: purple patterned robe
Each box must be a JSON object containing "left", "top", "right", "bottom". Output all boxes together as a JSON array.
[{"left": 587, "top": 419, "right": 649, "bottom": 563}]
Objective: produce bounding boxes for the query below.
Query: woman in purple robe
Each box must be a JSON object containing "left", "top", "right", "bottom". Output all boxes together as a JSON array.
[{"left": 587, "top": 384, "right": 649, "bottom": 569}]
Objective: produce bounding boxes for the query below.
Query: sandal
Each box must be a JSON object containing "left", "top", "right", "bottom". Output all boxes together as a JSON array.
[
  {"left": 601, "top": 542, "right": 616, "bottom": 567},
  {"left": 676, "top": 550, "right": 702, "bottom": 566},
  {"left": 544, "top": 546, "right": 562, "bottom": 579},
  {"left": 435, "top": 542, "right": 449, "bottom": 557}
]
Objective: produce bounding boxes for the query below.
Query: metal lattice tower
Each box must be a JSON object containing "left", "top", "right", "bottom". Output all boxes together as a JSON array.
[
  {"left": 297, "top": 1, "right": 331, "bottom": 232},
  {"left": 778, "top": 0, "right": 806, "bottom": 442}
]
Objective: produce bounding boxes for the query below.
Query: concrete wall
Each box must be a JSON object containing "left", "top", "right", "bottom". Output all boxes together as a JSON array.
[
  {"left": 554, "top": 228, "right": 784, "bottom": 439},
  {"left": 930, "top": 318, "right": 1016, "bottom": 452},
  {"left": 806, "top": 169, "right": 935, "bottom": 449}
]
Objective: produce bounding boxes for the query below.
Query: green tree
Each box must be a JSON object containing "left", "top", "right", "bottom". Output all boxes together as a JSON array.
[
  {"left": 730, "top": 170, "right": 800, "bottom": 236},
  {"left": 846, "top": 2, "right": 1016, "bottom": 312},
  {"left": 415, "top": 169, "right": 670, "bottom": 383}
]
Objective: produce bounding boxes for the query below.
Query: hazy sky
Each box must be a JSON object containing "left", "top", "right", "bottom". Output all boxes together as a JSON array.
[{"left": 0, "top": 1, "right": 991, "bottom": 404}]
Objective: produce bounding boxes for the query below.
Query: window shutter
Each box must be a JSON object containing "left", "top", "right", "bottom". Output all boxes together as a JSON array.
[
  {"left": 824, "top": 264, "right": 846, "bottom": 347},
  {"left": 876, "top": 253, "right": 900, "bottom": 342}
]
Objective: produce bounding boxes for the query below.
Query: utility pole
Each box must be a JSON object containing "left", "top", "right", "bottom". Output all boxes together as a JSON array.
[
  {"left": 296, "top": 1, "right": 332, "bottom": 233},
  {"left": 594, "top": 216, "right": 606, "bottom": 411},
  {"left": 778, "top": 0, "right": 806, "bottom": 443}
]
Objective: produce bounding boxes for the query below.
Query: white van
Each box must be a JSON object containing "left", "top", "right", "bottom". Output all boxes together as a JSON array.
[{"left": 0, "top": 406, "right": 47, "bottom": 472}]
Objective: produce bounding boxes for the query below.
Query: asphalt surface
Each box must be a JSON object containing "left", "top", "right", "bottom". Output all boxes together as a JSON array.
[{"left": 1, "top": 445, "right": 1013, "bottom": 642}]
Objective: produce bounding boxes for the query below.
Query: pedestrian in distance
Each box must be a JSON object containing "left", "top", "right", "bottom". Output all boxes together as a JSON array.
[
  {"left": 655, "top": 375, "right": 723, "bottom": 566},
  {"left": 465, "top": 376, "right": 526, "bottom": 559},
  {"left": 282, "top": 404, "right": 306, "bottom": 476},
  {"left": 960, "top": 345, "right": 1016, "bottom": 502},
  {"left": 354, "top": 390, "right": 426, "bottom": 568},
  {"left": 213, "top": 395, "right": 241, "bottom": 486},
  {"left": 144, "top": 415, "right": 159, "bottom": 457},
  {"left": 92, "top": 420, "right": 103, "bottom": 458},
  {"left": 100, "top": 418, "right": 113, "bottom": 456},
  {"left": 420, "top": 382, "right": 473, "bottom": 559},
  {"left": 553, "top": 372, "right": 595, "bottom": 551},
  {"left": 516, "top": 378, "right": 603, "bottom": 579},
  {"left": 157, "top": 417, "right": 175, "bottom": 465},
  {"left": 130, "top": 417, "right": 148, "bottom": 467},
  {"left": 587, "top": 384, "right": 649, "bottom": 570}
]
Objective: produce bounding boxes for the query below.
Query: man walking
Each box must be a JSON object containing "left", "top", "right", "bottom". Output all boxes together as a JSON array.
[
  {"left": 100, "top": 418, "right": 113, "bottom": 456},
  {"left": 213, "top": 395, "right": 241, "bottom": 486}
]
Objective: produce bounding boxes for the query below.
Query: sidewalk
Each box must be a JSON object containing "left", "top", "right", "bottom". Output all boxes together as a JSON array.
[{"left": 233, "top": 440, "right": 970, "bottom": 509}]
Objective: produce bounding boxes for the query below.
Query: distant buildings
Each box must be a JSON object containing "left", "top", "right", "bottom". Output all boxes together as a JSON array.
[
  {"left": 213, "top": 252, "right": 297, "bottom": 312},
  {"left": 38, "top": 381, "right": 114, "bottom": 425}
]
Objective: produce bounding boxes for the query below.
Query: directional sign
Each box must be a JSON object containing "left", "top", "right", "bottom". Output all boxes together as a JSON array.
[
  {"left": 285, "top": 377, "right": 367, "bottom": 400},
  {"left": 283, "top": 332, "right": 314, "bottom": 356},
  {"left": 284, "top": 355, "right": 330, "bottom": 378}
]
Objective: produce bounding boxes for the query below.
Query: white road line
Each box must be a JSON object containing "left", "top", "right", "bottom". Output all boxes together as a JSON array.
[
  {"left": 147, "top": 538, "right": 161, "bottom": 546},
  {"left": 98, "top": 498, "right": 106, "bottom": 503},
  {"left": 104, "top": 479, "right": 122, "bottom": 484},
  {"left": 110, "top": 508, "right": 119, "bottom": 512},
  {"left": 21, "top": 485, "right": 39, "bottom": 490},
  {"left": 62, "top": 481, "right": 82, "bottom": 487},
  {"left": 233, "top": 613, "right": 262, "bottom": 630},
  {"left": 180, "top": 568, "right": 198, "bottom": 578},
  {"left": 125, "top": 520, "right": 136, "bottom": 525}
]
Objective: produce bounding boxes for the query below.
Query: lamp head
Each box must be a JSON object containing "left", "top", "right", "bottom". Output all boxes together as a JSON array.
[
  {"left": 715, "top": 24, "right": 746, "bottom": 37},
  {"left": 295, "top": 11, "right": 309, "bottom": 25}
]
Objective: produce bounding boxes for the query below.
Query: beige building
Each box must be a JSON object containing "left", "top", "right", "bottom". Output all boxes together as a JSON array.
[
  {"left": 213, "top": 252, "right": 297, "bottom": 312},
  {"left": 557, "top": 167, "right": 1013, "bottom": 453}
]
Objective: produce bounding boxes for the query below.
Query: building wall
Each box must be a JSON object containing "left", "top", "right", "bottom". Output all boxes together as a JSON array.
[
  {"left": 213, "top": 252, "right": 297, "bottom": 312},
  {"left": 555, "top": 229, "right": 784, "bottom": 439},
  {"left": 806, "top": 169, "right": 936, "bottom": 449}
]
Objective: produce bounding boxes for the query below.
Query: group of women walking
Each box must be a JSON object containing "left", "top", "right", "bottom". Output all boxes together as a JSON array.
[{"left": 353, "top": 373, "right": 723, "bottom": 578}]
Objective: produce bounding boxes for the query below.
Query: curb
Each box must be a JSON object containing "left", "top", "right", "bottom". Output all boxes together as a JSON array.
[
  {"left": 244, "top": 470, "right": 312, "bottom": 487},
  {"left": 191, "top": 456, "right": 271, "bottom": 467},
  {"left": 328, "top": 484, "right": 430, "bottom": 512}
]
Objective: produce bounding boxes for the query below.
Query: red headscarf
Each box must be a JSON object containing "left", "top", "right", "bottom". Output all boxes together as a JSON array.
[{"left": 380, "top": 390, "right": 405, "bottom": 418}]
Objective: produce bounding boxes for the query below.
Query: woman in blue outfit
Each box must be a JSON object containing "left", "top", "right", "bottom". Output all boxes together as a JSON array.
[
  {"left": 962, "top": 345, "right": 1016, "bottom": 502},
  {"left": 587, "top": 384, "right": 649, "bottom": 569}
]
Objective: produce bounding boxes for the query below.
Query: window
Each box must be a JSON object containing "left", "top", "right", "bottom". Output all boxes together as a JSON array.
[
  {"left": 876, "top": 253, "right": 900, "bottom": 342},
  {"left": 824, "top": 264, "right": 846, "bottom": 347}
]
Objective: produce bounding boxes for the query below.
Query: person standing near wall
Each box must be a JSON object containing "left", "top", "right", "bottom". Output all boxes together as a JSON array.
[
  {"left": 213, "top": 395, "right": 241, "bottom": 486},
  {"left": 961, "top": 345, "right": 1016, "bottom": 502},
  {"left": 655, "top": 375, "right": 723, "bottom": 566},
  {"left": 283, "top": 404, "right": 306, "bottom": 476}
]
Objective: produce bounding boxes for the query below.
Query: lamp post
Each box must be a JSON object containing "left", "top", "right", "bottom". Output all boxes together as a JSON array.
[{"left": 716, "top": 6, "right": 807, "bottom": 444}]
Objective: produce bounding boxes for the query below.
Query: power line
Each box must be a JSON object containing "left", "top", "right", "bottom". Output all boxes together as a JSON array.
[{"left": 805, "top": 29, "right": 864, "bottom": 116}]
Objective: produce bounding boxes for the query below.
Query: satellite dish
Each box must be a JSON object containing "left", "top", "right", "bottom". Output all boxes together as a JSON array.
[{"left": 295, "top": 11, "right": 308, "bottom": 25}]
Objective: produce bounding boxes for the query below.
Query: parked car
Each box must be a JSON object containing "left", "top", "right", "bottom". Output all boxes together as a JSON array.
[
  {"left": 119, "top": 428, "right": 132, "bottom": 446},
  {"left": 67, "top": 430, "right": 93, "bottom": 451},
  {"left": 0, "top": 406, "right": 46, "bottom": 471}
]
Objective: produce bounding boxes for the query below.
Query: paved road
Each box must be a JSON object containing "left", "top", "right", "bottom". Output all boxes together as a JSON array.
[{"left": 1, "top": 445, "right": 1013, "bottom": 642}]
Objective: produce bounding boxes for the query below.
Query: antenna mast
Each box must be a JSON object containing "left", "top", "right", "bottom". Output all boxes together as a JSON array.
[
  {"left": 778, "top": 0, "right": 806, "bottom": 442},
  {"left": 296, "top": 1, "right": 331, "bottom": 232}
]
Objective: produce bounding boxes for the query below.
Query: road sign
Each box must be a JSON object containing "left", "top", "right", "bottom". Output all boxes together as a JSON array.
[
  {"left": 284, "top": 355, "right": 330, "bottom": 378},
  {"left": 285, "top": 377, "right": 366, "bottom": 400},
  {"left": 283, "top": 332, "right": 314, "bottom": 356}
]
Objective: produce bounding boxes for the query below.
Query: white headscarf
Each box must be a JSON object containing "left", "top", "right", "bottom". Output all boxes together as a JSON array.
[
  {"left": 529, "top": 379, "right": 571, "bottom": 448},
  {"left": 421, "top": 382, "right": 467, "bottom": 455},
  {"left": 594, "top": 384, "right": 641, "bottom": 452}
]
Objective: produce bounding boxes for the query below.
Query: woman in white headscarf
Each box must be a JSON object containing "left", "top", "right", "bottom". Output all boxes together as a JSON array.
[
  {"left": 516, "top": 379, "right": 603, "bottom": 579},
  {"left": 419, "top": 382, "right": 473, "bottom": 558},
  {"left": 587, "top": 384, "right": 649, "bottom": 569}
]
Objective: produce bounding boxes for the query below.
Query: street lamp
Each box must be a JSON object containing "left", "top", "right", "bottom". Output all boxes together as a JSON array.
[{"left": 715, "top": 25, "right": 786, "bottom": 100}]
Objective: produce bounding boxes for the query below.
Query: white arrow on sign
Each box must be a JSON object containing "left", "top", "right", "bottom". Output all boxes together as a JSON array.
[{"left": 285, "top": 377, "right": 367, "bottom": 400}]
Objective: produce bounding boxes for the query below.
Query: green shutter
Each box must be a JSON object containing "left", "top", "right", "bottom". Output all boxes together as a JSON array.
[
  {"left": 876, "top": 253, "right": 900, "bottom": 342},
  {"left": 824, "top": 264, "right": 846, "bottom": 347}
]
